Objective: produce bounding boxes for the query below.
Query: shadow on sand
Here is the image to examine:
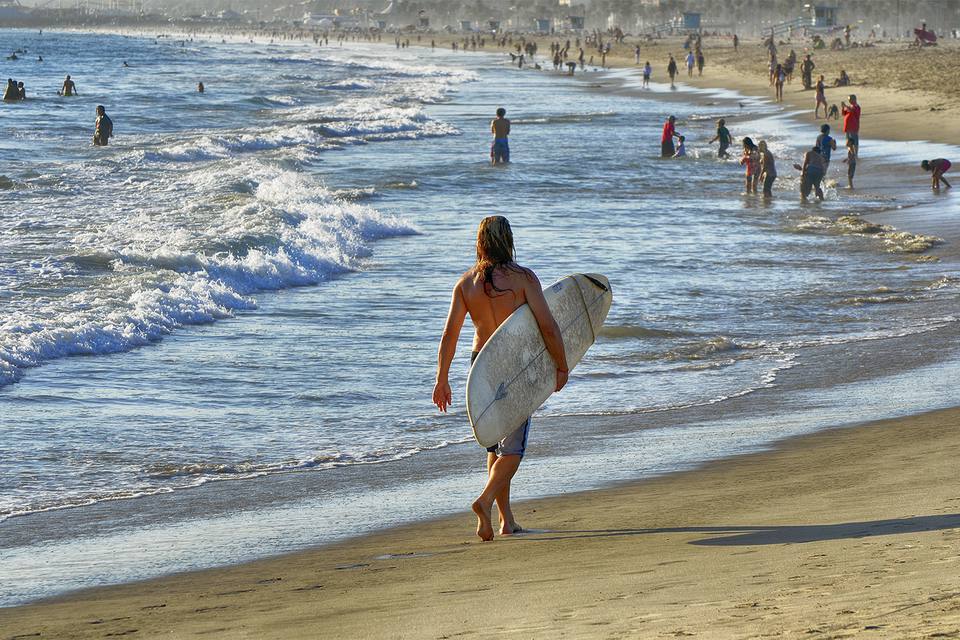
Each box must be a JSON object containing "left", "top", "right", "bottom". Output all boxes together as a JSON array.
[{"left": 517, "top": 513, "right": 960, "bottom": 546}]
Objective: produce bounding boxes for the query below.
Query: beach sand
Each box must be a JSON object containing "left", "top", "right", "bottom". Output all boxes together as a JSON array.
[{"left": 3, "top": 406, "right": 960, "bottom": 638}]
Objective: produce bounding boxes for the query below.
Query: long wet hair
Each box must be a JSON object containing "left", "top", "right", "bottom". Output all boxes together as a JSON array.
[{"left": 475, "top": 215, "right": 526, "bottom": 296}]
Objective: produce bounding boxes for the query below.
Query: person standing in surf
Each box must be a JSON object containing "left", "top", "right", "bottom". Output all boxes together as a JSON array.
[
  {"left": 490, "top": 107, "right": 510, "bottom": 165},
  {"left": 432, "top": 216, "right": 568, "bottom": 542}
]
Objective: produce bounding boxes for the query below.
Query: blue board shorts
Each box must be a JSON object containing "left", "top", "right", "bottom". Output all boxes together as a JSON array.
[
  {"left": 472, "top": 351, "right": 530, "bottom": 457},
  {"left": 491, "top": 138, "right": 510, "bottom": 163}
]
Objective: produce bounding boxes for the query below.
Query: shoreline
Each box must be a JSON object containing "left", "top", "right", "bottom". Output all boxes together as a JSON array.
[
  {"left": 3, "top": 405, "right": 960, "bottom": 637},
  {"left": 3, "top": 29, "right": 960, "bottom": 634}
]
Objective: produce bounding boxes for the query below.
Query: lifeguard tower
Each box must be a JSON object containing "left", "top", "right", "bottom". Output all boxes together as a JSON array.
[
  {"left": 682, "top": 12, "right": 701, "bottom": 31},
  {"left": 812, "top": 5, "right": 837, "bottom": 29}
]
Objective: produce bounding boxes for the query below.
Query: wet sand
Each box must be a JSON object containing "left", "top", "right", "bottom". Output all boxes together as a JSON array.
[{"left": 3, "top": 406, "right": 960, "bottom": 638}]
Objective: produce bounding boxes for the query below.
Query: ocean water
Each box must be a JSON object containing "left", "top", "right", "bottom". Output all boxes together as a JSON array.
[{"left": 2, "top": 29, "right": 960, "bottom": 605}]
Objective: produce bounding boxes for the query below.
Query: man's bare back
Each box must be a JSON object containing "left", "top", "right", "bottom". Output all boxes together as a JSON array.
[{"left": 491, "top": 117, "right": 510, "bottom": 139}]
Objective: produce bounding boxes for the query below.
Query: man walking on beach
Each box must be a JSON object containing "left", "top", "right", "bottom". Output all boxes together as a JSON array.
[
  {"left": 432, "top": 216, "right": 568, "bottom": 541},
  {"left": 841, "top": 94, "right": 860, "bottom": 153},
  {"left": 667, "top": 55, "right": 678, "bottom": 88},
  {"left": 490, "top": 107, "right": 510, "bottom": 165}
]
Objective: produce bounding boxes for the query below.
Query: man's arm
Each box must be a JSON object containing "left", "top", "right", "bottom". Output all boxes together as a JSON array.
[
  {"left": 523, "top": 273, "right": 569, "bottom": 392},
  {"left": 504, "top": 120, "right": 510, "bottom": 136},
  {"left": 432, "top": 282, "right": 467, "bottom": 412},
  {"left": 490, "top": 120, "right": 496, "bottom": 134}
]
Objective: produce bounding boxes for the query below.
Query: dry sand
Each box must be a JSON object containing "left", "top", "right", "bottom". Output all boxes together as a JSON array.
[{"left": 3, "top": 407, "right": 960, "bottom": 639}]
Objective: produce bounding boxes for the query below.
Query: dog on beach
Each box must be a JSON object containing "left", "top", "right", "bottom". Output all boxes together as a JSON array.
[{"left": 827, "top": 104, "right": 840, "bottom": 120}]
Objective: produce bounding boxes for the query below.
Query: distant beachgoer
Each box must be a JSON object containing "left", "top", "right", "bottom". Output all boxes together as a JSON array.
[
  {"left": 834, "top": 69, "right": 850, "bottom": 87},
  {"left": 661, "top": 115, "right": 680, "bottom": 157},
  {"left": 758, "top": 140, "right": 777, "bottom": 196},
  {"left": 740, "top": 137, "right": 760, "bottom": 194},
  {"left": 696, "top": 50, "right": 705, "bottom": 76},
  {"left": 841, "top": 94, "right": 860, "bottom": 152},
  {"left": 634, "top": 45, "right": 640, "bottom": 64},
  {"left": 197, "top": 81, "right": 204, "bottom": 93},
  {"left": 798, "top": 146, "right": 826, "bottom": 201},
  {"left": 801, "top": 54, "right": 815, "bottom": 90},
  {"left": 122, "top": 61, "right": 129, "bottom": 67},
  {"left": 685, "top": 51, "right": 695, "bottom": 77},
  {"left": 93, "top": 105, "right": 113, "bottom": 146},
  {"left": 490, "top": 107, "right": 510, "bottom": 164},
  {"left": 733, "top": 34, "right": 739, "bottom": 51},
  {"left": 710, "top": 118, "right": 732, "bottom": 158},
  {"left": 843, "top": 138, "right": 857, "bottom": 189},
  {"left": 774, "top": 64, "right": 785, "bottom": 102},
  {"left": 643, "top": 61, "right": 652, "bottom": 87},
  {"left": 921, "top": 158, "right": 952, "bottom": 189},
  {"left": 815, "top": 75, "right": 827, "bottom": 118},
  {"left": 673, "top": 135, "right": 687, "bottom": 158},
  {"left": 815, "top": 123, "right": 837, "bottom": 171},
  {"left": 60, "top": 74, "right": 77, "bottom": 96},
  {"left": 432, "top": 216, "right": 568, "bottom": 541},
  {"left": 37, "top": 55, "right": 43, "bottom": 62},
  {"left": 667, "top": 55, "right": 678, "bottom": 88}
]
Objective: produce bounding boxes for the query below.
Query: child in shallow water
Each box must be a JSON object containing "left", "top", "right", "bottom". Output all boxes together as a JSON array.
[
  {"left": 843, "top": 137, "right": 857, "bottom": 189},
  {"left": 739, "top": 137, "right": 759, "bottom": 194},
  {"left": 921, "top": 158, "right": 952, "bottom": 190},
  {"left": 673, "top": 135, "right": 687, "bottom": 158}
]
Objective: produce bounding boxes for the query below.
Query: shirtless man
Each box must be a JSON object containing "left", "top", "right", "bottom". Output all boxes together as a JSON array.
[
  {"left": 490, "top": 107, "right": 510, "bottom": 164},
  {"left": 93, "top": 105, "right": 113, "bottom": 146},
  {"left": 433, "top": 216, "right": 568, "bottom": 541},
  {"left": 60, "top": 74, "right": 77, "bottom": 96}
]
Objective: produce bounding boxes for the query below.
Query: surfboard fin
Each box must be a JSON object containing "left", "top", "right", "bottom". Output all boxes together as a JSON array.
[{"left": 583, "top": 274, "right": 609, "bottom": 291}]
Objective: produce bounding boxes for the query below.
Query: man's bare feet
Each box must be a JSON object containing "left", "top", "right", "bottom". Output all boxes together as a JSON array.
[
  {"left": 471, "top": 499, "right": 494, "bottom": 541},
  {"left": 500, "top": 522, "right": 524, "bottom": 535}
]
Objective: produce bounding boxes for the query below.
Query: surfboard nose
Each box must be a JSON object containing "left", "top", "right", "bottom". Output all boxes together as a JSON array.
[{"left": 582, "top": 273, "right": 611, "bottom": 293}]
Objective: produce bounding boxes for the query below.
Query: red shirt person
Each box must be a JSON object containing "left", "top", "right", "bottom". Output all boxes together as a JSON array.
[
  {"left": 661, "top": 115, "right": 680, "bottom": 158},
  {"left": 841, "top": 94, "right": 861, "bottom": 149}
]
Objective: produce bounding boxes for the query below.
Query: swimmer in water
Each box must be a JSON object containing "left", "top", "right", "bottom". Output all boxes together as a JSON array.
[
  {"left": 60, "top": 75, "right": 77, "bottom": 96},
  {"left": 490, "top": 107, "right": 510, "bottom": 164},
  {"left": 197, "top": 81, "right": 204, "bottom": 93},
  {"left": 93, "top": 105, "right": 113, "bottom": 146}
]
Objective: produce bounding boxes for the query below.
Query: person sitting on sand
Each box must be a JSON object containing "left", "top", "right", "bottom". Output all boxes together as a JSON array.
[
  {"left": 834, "top": 70, "right": 850, "bottom": 87},
  {"left": 490, "top": 107, "right": 510, "bottom": 165},
  {"left": 60, "top": 74, "right": 77, "bottom": 96},
  {"left": 432, "top": 216, "right": 568, "bottom": 541},
  {"left": 796, "top": 146, "right": 826, "bottom": 201},
  {"left": 661, "top": 115, "right": 680, "bottom": 158},
  {"left": 740, "top": 137, "right": 760, "bottom": 194},
  {"left": 758, "top": 140, "right": 777, "bottom": 196},
  {"left": 921, "top": 158, "right": 953, "bottom": 190},
  {"left": 710, "top": 118, "right": 732, "bottom": 159},
  {"left": 673, "top": 135, "right": 687, "bottom": 158},
  {"left": 93, "top": 105, "right": 113, "bottom": 146}
]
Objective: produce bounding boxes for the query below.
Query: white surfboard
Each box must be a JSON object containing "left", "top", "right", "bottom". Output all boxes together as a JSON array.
[{"left": 466, "top": 273, "right": 613, "bottom": 448}]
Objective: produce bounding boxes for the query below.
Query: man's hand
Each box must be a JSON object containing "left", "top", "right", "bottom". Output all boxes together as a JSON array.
[
  {"left": 433, "top": 379, "right": 452, "bottom": 412},
  {"left": 555, "top": 368, "right": 569, "bottom": 392}
]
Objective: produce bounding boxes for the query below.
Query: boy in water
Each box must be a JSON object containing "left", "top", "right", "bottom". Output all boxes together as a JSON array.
[
  {"left": 921, "top": 158, "right": 953, "bottom": 190},
  {"left": 710, "top": 118, "right": 732, "bottom": 158},
  {"left": 490, "top": 107, "right": 510, "bottom": 165},
  {"left": 433, "top": 216, "right": 568, "bottom": 541},
  {"left": 672, "top": 135, "right": 687, "bottom": 158},
  {"left": 815, "top": 123, "right": 836, "bottom": 171},
  {"left": 843, "top": 138, "right": 857, "bottom": 189}
]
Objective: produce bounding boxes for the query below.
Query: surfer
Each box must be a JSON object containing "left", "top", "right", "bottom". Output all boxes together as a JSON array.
[
  {"left": 432, "top": 216, "right": 568, "bottom": 542},
  {"left": 490, "top": 107, "right": 510, "bottom": 164}
]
